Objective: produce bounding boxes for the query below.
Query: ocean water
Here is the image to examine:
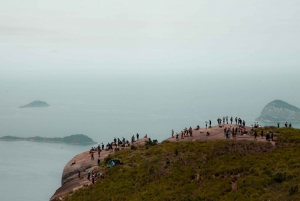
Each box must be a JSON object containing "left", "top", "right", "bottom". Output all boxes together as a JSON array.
[
  {"left": 0, "top": 74, "right": 299, "bottom": 200},
  {"left": 0, "top": 141, "right": 91, "bottom": 201}
]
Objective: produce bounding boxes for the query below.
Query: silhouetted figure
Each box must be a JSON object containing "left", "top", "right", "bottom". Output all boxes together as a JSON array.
[
  {"left": 91, "top": 153, "right": 94, "bottom": 160},
  {"left": 87, "top": 170, "right": 91, "bottom": 180}
]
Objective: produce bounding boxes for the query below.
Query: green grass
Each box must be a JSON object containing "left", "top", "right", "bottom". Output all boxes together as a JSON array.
[{"left": 62, "top": 127, "right": 300, "bottom": 201}]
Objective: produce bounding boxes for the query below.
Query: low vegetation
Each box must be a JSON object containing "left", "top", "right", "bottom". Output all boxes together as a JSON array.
[{"left": 64, "top": 127, "right": 300, "bottom": 201}]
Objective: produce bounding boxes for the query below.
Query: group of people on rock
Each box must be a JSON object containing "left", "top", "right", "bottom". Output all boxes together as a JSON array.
[
  {"left": 172, "top": 127, "right": 193, "bottom": 141},
  {"left": 223, "top": 126, "right": 247, "bottom": 139},
  {"left": 205, "top": 120, "right": 212, "bottom": 128},
  {"left": 216, "top": 116, "right": 246, "bottom": 127},
  {"left": 83, "top": 132, "right": 150, "bottom": 185},
  {"left": 171, "top": 116, "right": 248, "bottom": 141},
  {"left": 277, "top": 122, "right": 292, "bottom": 128},
  {"left": 253, "top": 129, "right": 274, "bottom": 141},
  {"left": 77, "top": 163, "right": 99, "bottom": 185},
  {"left": 85, "top": 170, "right": 98, "bottom": 184},
  {"left": 92, "top": 132, "right": 149, "bottom": 155}
]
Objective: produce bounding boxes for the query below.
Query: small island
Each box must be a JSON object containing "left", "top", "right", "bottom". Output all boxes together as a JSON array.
[
  {"left": 19, "top": 100, "right": 49, "bottom": 108},
  {"left": 256, "top": 99, "right": 300, "bottom": 122},
  {"left": 0, "top": 134, "right": 96, "bottom": 145}
]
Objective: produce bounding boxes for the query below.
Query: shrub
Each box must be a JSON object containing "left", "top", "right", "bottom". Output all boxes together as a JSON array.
[
  {"left": 289, "top": 185, "right": 298, "bottom": 196},
  {"left": 131, "top": 145, "right": 137, "bottom": 150}
]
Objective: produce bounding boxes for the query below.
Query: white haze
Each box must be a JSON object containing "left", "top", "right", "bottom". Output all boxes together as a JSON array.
[{"left": 0, "top": 0, "right": 300, "bottom": 142}]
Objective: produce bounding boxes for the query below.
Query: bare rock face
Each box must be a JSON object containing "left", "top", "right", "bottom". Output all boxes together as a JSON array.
[{"left": 256, "top": 100, "right": 300, "bottom": 122}]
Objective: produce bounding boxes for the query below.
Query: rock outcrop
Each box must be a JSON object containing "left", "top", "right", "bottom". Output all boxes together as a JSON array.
[
  {"left": 256, "top": 100, "right": 300, "bottom": 122},
  {"left": 50, "top": 138, "right": 150, "bottom": 201},
  {"left": 19, "top": 100, "right": 49, "bottom": 108}
]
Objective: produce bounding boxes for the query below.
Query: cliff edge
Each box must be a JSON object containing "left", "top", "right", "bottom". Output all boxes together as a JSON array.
[
  {"left": 256, "top": 100, "right": 300, "bottom": 122},
  {"left": 50, "top": 138, "right": 150, "bottom": 201}
]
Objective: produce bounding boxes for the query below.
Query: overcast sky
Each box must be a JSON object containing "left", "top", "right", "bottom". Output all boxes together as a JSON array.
[{"left": 0, "top": 0, "right": 299, "bottom": 78}]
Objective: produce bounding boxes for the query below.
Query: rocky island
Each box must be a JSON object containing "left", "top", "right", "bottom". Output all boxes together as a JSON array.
[
  {"left": 256, "top": 99, "right": 300, "bottom": 122},
  {"left": 19, "top": 100, "right": 49, "bottom": 108},
  {"left": 0, "top": 134, "right": 96, "bottom": 145}
]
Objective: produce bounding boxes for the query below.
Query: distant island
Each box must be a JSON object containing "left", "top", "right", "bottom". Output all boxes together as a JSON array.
[
  {"left": 256, "top": 99, "right": 300, "bottom": 122},
  {"left": 19, "top": 100, "right": 49, "bottom": 108},
  {"left": 0, "top": 134, "right": 96, "bottom": 145}
]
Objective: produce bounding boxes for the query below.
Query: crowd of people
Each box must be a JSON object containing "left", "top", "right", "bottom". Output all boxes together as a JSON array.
[
  {"left": 83, "top": 116, "right": 294, "bottom": 185},
  {"left": 171, "top": 116, "right": 249, "bottom": 141}
]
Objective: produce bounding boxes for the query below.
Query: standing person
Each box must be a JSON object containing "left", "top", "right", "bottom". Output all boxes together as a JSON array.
[
  {"left": 226, "top": 116, "right": 228, "bottom": 124},
  {"left": 176, "top": 133, "right": 179, "bottom": 141},
  {"left": 189, "top": 127, "right": 193, "bottom": 137},
  {"left": 171, "top": 129, "right": 174, "bottom": 138},
  {"left": 289, "top": 123, "right": 292, "bottom": 127},
  {"left": 235, "top": 117, "right": 237, "bottom": 124},
  {"left": 209, "top": 120, "right": 211, "bottom": 128},
  {"left": 136, "top": 133, "right": 139, "bottom": 140},
  {"left": 205, "top": 121, "right": 208, "bottom": 129},
  {"left": 266, "top": 132, "right": 270, "bottom": 141},
  {"left": 98, "top": 147, "right": 101, "bottom": 157},
  {"left": 271, "top": 132, "right": 274, "bottom": 141},
  {"left": 101, "top": 143, "right": 104, "bottom": 150},
  {"left": 92, "top": 173, "right": 95, "bottom": 184},
  {"left": 230, "top": 116, "right": 233, "bottom": 124},
  {"left": 87, "top": 170, "right": 91, "bottom": 180},
  {"left": 277, "top": 122, "right": 280, "bottom": 128},
  {"left": 91, "top": 153, "right": 94, "bottom": 160},
  {"left": 285, "top": 122, "right": 288, "bottom": 127}
]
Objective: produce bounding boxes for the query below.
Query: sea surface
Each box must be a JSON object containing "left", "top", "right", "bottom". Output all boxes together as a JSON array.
[{"left": 0, "top": 74, "right": 299, "bottom": 200}]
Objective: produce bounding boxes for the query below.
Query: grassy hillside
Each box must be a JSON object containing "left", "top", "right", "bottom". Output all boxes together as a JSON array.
[{"left": 63, "top": 128, "right": 300, "bottom": 201}]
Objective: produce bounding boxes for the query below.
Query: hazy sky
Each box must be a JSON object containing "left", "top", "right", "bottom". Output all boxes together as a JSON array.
[{"left": 0, "top": 0, "right": 300, "bottom": 78}]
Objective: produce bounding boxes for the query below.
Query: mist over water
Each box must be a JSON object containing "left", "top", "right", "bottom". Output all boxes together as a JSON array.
[{"left": 1, "top": 73, "right": 299, "bottom": 143}]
